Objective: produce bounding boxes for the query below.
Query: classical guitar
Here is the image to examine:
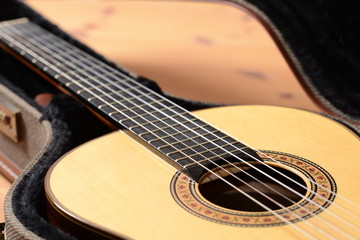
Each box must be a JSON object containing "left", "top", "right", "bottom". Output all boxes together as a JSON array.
[{"left": 1, "top": 18, "right": 359, "bottom": 240}]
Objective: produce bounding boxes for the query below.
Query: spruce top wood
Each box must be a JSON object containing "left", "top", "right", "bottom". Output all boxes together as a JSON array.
[{"left": 0, "top": 18, "right": 359, "bottom": 240}]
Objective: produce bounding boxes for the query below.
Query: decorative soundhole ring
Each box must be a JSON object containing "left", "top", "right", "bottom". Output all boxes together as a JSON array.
[{"left": 170, "top": 151, "right": 337, "bottom": 227}]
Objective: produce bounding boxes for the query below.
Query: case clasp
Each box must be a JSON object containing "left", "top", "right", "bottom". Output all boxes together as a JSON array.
[{"left": 0, "top": 100, "right": 19, "bottom": 143}]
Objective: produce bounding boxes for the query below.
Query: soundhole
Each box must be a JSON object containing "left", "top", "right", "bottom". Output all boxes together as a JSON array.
[
  {"left": 171, "top": 151, "right": 336, "bottom": 226},
  {"left": 198, "top": 163, "right": 308, "bottom": 212}
]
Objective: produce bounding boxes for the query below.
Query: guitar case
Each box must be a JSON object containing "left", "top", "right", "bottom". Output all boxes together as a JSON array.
[{"left": 0, "top": 0, "right": 359, "bottom": 239}]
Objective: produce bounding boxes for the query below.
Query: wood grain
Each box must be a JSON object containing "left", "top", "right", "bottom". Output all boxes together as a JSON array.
[
  {"left": 46, "top": 105, "right": 360, "bottom": 239},
  {"left": 1, "top": 0, "right": 324, "bottom": 224}
]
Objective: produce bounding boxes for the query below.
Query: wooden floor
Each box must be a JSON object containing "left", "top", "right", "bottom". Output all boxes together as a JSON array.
[{"left": 1, "top": 0, "right": 321, "bottom": 222}]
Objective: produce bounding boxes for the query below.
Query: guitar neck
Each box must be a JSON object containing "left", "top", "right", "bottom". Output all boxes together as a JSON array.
[{"left": 0, "top": 18, "right": 259, "bottom": 181}]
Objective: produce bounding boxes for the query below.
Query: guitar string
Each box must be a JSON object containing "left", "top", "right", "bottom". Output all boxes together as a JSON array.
[
  {"left": 0, "top": 22, "right": 323, "bottom": 240},
  {"left": 6, "top": 21, "right": 360, "bottom": 239},
  {"left": 18, "top": 21, "right": 360, "bottom": 230},
  {"left": 2, "top": 20, "right": 358, "bottom": 238},
  {"left": 0, "top": 21, "right": 320, "bottom": 230},
  {"left": 3, "top": 22, "right": 340, "bottom": 240},
  {"left": 13, "top": 23, "right": 360, "bottom": 238},
  {"left": 2, "top": 19, "right": 358, "bottom": 217},
  {"left": 5, "top": 20, "right": 360, "bottom": 236},
  {"left": 19, "top": 23, "right": 354, "bottom": 213},
  {"left": 17, "top": 34, "right": 348, "bottom": 239},
  {"left": 28, "top": 32, "right": 358, "bottom": 240},
  {"left": 28, "top": 34, "right": 357, "bottom": 239},
  {"left": 1, "top": 20, "right": 358, "bottom": 238}
]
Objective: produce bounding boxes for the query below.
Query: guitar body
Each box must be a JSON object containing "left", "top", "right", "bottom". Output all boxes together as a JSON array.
[{"left": 45, "top": 105, "right": 360, "bottom": 240}]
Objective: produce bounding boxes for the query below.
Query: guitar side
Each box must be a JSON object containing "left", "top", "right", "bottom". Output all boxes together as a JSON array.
[{"left": 45, "top": 105, "right": 360, "bottom": 240}]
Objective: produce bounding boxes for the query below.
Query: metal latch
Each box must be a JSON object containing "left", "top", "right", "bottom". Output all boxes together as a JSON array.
[{"left": 0, "top": 99, "right": 19, "bottom": 142}]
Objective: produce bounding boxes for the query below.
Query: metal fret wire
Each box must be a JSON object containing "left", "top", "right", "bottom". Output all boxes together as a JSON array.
[
  {"left": 1, "top": 20, "right": 358, "bottom": 234},
  {"left": 19, "top": 21, "right": 360, "bottom": 223},
  {"left": 8, "top": 29, "right": 338, "bottom": 240},
  {"left": 43, "top": 43, "right": 236, "bottom": 162},
  {"left": 31, "top": 28, "right": 358, "bottom": 238},
  {"left": 14, "top": 21, "right": 360, "bottom": 238},
  {"left": 0, "top": 22, "right": 323, "bottom": 239},
  {"left": 1, "top": 20, "right": 358, "bottom": 238},
  {"left": 1, "top": 22, "right": 330, "bottom": 236},
  {"left": 9, "top": 24, "right": 252, "bottom": 168},
  {"left": 2, "top": 20, "right": 358, "bottom": 236},
  {"left": 16, "top": 23, "right": 360, "bottom": 237}
]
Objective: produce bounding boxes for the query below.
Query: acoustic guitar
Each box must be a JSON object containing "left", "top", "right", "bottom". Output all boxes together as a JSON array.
[{"left": 1, "top": 18, "right": 359, "bottom": 240}]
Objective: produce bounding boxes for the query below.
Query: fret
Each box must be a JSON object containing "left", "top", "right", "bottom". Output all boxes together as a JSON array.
[
  {"left": 0, "top": 30, "right": 49, "bottom": 68},
  {"left": 158, "top": 127, "right": 196, "bottom": 142},
  {"left": 144, "top": 122, "right": 209, "bottom": 137},
  {"left": 173, "top": 149, "right": 218, "bottom": 163},
  {"left": 53, "top": 60, "right": 103, "bottom": 80},
  {"left": 170, "top": 139, "right": 242, "bottom": 157},
  {"left": 88, "top": 92, "right": 157, "bottom": 108},
  {"left": 118, "top": 110, "right": 190, "bottom": 128},
  {"left": 14, "top": 24, "right": 104, "bottom": 78},
  {"left": 141, "top": 129, "right": 188, "bottom": 146},
  {"left": 66, "top": 75, "right": 122, "bottom": 93},
  {"left": 81, "top": 85, "right": 140, "bottom": 104},
  {"left": 128, "top": 117, "right": 178, "bottom": 133},
  {"left": 148, "top": 139, "right": 170, "bottom": 149},
  {"left": 98, "top": 98, "right": 142, "bottom": 113},
  {"left": 137, "top": 131, "right": 156, "bottom": 141},
  {"left": 14, "top": 29, "right": 107, "bottom": 85},
  {"left": 5, "top": 21, "right": 151, "bottom": 109},
  {"left": 181, "top": 151, "right": 216, "bottom": 163},
  {"left": 146, "top": 132, "right": 184, "bottom": 146},
  {"left": 0, "top": 19, "right": 261, "bottom": 182},
  {"left": 176, "top": 130, "right": 223, "bottom": 145},
  {"left": 76, "top": 79, "right": 118, "bottom": 94},
  {"left": 77, "top": 85, "right": 141, "bottom": 102},
  {"left": 107, "top": 99, "right": 171, "bottom": 119},
  {"left": 68, "top": 77, "right": 131, "bottom": 94},
  {"left": 37, "top": 38, "right": 86, "bottom": 56},
  {"left": 9, "top": 31, "right": 78, "bottom": 70},
  {"left": 129, "top": 125, "right": 148, "bottom": 135},
  {"left": 122, "top": 116, "right": 152, "bottom": 128},
  {"left": 0, "top": 26, "right": 80, "bottom": 86},
  {"left": 180, "top": 142, "right": 248, "bottom": 160},
  {"left": 157, "top": 135, "right": 230, "bottom": 159},
  {"left": 118, "top": 107, "right": 179, "bottom": 125},
  {"left": 61, "top": 65, "right": 118, "bottom": 82},
  {"left": 182, "top": 151, "right": 234, "bottom": 168},
  {"left": 50, "top": 55, "right": 111, "bottom": 84},
  {"left": 134, "top": 123, "right": 195, "bottom": 145},
  {"left": 5, "top": 21, "right": 45, "bottom": 37},
  {"left": 163, "top": 110, "right": 194, "bottom": 120},
  {"left": 62, "top": 64, "right": 108, "bottom": 77},
  {"left": 158, "top": 113, "right": 197, "bottom": 126},
  {"left": 182, "top": 148, "right": 243, "bottom": 167},
  {"left": 98, "top": 98, "right": 166, "bottom": 110}
]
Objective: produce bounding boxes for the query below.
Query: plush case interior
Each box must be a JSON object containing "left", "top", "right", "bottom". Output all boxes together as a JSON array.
[{"left": 0, "top": 0, "right": 359, "bottom": 239}]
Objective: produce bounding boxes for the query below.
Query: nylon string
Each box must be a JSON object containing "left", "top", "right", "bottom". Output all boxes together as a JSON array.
[
  {"left": 0, "top": 20, "right": 359, "bottom": 239},
  {"left": 1, "top": 20, "right": 358, "bottom": 238}
]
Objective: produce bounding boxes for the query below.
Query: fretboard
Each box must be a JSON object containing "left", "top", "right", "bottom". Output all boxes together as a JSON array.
[{"left": 0, "top": 18, "right": 259, "bottom": 181}]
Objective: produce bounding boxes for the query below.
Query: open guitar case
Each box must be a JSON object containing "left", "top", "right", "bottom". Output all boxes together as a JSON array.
[{"left": 0, "top": 0, "right": 359, "bottom": 239}]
